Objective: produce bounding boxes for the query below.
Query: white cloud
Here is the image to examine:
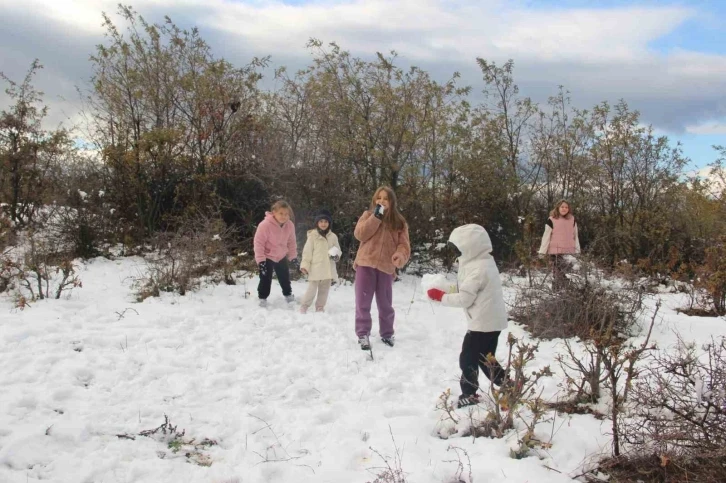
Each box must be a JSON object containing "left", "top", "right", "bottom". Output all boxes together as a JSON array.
[{"left": 686, "top": 122, "right": 726, "bottom": 136}]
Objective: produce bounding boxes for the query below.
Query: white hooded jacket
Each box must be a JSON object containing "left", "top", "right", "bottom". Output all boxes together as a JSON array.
[{"left": 441, "top": 224, "right": 509, "bottom": 333}]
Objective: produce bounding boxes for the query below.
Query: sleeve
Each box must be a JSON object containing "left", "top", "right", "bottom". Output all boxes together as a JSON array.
[
  {"left": 354, "top": 211, "right": 381, "bottom": 242},
  {"left": 287, "top": 222, "right": 298, "bottom": 260},
  {"left": 538, "top": 224, "right": 552, "bottom": 255},
  {"left": 300, "top": 234, "right": 313, "bottom": 272},
  {"left": 574, "top": 221, "right": 581, "bottom": 254},
  {"left": 253, "top": 221, "right": 267, "bottom": 264},
  {"left": 394, "top": 223, "right": 411, "bottom": 264},
  {"left": 441, "top": 268, "right": 482, "bottom": 309}
]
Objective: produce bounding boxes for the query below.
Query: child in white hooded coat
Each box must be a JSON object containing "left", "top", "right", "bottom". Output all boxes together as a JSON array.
[{"left": 427, "top": 224, "right": 509, "bottom": 408}]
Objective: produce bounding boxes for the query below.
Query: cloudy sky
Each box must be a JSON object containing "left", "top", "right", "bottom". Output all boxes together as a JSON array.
[{"left": 1, "top": 0, "right": 725, "bottom": 167}]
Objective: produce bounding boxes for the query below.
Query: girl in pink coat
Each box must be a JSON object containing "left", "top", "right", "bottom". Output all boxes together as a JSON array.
[
  {"left": 254, "top": 200, "right": 298, "bottom": 307},
  {"left": 538, "top": 199, "right": 580, "bottom": 289}
]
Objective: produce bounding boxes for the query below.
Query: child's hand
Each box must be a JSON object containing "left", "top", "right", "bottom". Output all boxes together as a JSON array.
[
  {"left": 301, "top": 267, "right": 308, "bottom": 275},
  {"left": 374, "top": 204, "right": 385, "bottom": 219},
  {"left": 392, "top": 252, "right": 404, "bottom": 268},
  {"left": 427, "top": 288, "right": 445, "bottom": 302}
]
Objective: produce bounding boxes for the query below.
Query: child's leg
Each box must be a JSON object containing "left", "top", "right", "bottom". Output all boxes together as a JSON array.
[
  {"left": 257, "top": 259, "right": 274, "bottom": 300},
  {"left": 476, "top": 331, "right": 506, "bottom": 386},
  {"left": 299, "top": 280, "right": 319, "bottom": 309},
  {"left": 273, "top": 258, "right": 292, "bottom": 296},
  {"left": 374, "top": 270, "right": 395, "bottom": 338},
  {"left": 314, "top": 279, "right": 332, "bottom": 310},
  {"left": 355, "top": 267, "right": 377, "bottom": 337},
  {"left": 459, "top": 331, "right": 480, "bottom": 397}
]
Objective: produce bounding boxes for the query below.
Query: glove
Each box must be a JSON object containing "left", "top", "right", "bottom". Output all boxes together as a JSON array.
[
  {"left": 289, "top": 258, "right": 300, "bottom": 270},
  {"left": 427, "top": 288, "right": 445, "bottom": 302},
  {"left": 330, "top": 254, "right": 340, "bottom": 262},
  {"left": 373, "top": 204, "right": 385, "bottom": 219},
  {"left": 258, "top": 262, "right": 268, "bottom": 278}
]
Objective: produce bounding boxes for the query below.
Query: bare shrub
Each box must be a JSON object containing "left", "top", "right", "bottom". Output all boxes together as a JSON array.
[
  {"left": 2, "top": 226, "right": 82, "bottom": 307},
  {"left": 623, "top": 336, "right": 726, "bottom": 457},
  {"left": 436, "top": 334, "right": 553, "bottom": 457},
  {"left": 511, "top": 259, "right": 644, "bottom": 341},
  {"left": 134, "top": 213, "right": 238, "bottom": 300},
  {"left": 367, "top": 427, "right": 407, "bottom": 483}
]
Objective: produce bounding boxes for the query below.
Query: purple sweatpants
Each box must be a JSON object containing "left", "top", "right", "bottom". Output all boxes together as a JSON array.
[{"left": 355, "top": 266, "right": 395, "bottom": 338}]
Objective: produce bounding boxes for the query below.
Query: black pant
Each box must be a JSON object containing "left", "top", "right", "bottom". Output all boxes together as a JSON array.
[
  {"left": 459, "top": 330, "right": 506, "bottom": 397},
  {"left": 258, "top": 258, "right": 292, "bottom": 299}
]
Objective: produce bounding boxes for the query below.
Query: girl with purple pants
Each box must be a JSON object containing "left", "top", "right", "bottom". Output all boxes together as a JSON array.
[{"left": 353, "top": 186, "right": 410, "bottom": 350}]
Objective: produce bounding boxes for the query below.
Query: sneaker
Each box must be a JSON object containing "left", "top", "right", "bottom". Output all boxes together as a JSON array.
[
  {"left": 299, "top": 305, "right": 308, "bottom": 314},
  {"left": 259, "top": 299, "right": 268, "bottom": 308},
  {"left": 285, "top": 295, "right": 295, "bottom": 304},
  {"left": 381, "top": 336, "right": 395, "bottom": 347},
  {"left": 358, "top": 336, "right": 371, "bottom": 351},
  {"left": 457, "top": 394, "right": 481, "bottom": 409}
]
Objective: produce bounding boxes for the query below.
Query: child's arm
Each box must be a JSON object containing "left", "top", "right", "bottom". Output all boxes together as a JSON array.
[
  {"left": 354, "top": 211, "right": 380, "bottom": 242},
  {"left": 287, "top": 222, "right": 298, "bottom": 260},
  {"left": 441, "top": 269, "right": 482, "bottom": 309},
  {"left": 253, "top": 221, "right": 268, "bottom": 264},
  {"left": 538, "top": 219, "right": 553, "bottom": 255},
  {"left": 300, "top": 234, "right": 313, "bottom": 273}
]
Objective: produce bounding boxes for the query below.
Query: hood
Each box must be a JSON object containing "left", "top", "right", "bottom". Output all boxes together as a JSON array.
[{"left": 448, "top": 224, "right": 492, "bottom": 261}]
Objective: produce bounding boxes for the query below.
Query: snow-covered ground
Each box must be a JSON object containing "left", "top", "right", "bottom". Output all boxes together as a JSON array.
[{"left": 1, "top": 257, "right": 725, "bottom": 483}]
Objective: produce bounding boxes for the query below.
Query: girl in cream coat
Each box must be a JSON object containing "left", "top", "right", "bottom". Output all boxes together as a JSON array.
[{"left": 299, "top": 210, "right": 341, "bottom": 313}]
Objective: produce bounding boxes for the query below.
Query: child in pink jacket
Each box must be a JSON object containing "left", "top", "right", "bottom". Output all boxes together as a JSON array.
[{"left": 253, "top": 200, "right": 298, "bottom": 307}]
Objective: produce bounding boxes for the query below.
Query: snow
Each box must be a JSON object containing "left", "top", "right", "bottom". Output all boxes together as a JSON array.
[
  {"left": 1, "top": 257, "right": 725, "bottom": 483},
  {"left": 328, "top": 246, "right": 341, "bottom": 258}
]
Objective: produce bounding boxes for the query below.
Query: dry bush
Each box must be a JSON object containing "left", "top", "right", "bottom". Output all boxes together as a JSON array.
[
  {"left": 48, "top": 187, "right": 121, "bottom": 259},
  {"left": 584, "top": 338, "right": 726, "bottom": 482},
  {"left": 367, "top": 427, "right": 407, "bottom": 483},
  {"left": 511, "top": 259, "right": 644, "bottom": 340},
  {"left": 0, "top": 220, "right": 83, "bottom": 308},
  {"left": 134, "top": 213, "right": 239, "bottom": 300},
  {"left": 623, "top": 336, "right": 726, "bottom": 457},
  {"left": 436, "top": 334, "right": 553, "bottom": 460}
]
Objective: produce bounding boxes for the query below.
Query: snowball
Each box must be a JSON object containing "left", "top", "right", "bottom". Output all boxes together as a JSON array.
[
  {"left": 328, "top": 246, "right": 342, "bottom": 257},
  {"left": 420, "top": 273, "right": 457, "bottom": 300}
]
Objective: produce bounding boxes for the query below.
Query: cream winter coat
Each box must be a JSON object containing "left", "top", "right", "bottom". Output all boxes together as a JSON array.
[
  {"left": 441, "top": 224, "right": 509, "bottom": 333},
  {"left": 300, "top": 229, "right": 341, "bottom": 281}
]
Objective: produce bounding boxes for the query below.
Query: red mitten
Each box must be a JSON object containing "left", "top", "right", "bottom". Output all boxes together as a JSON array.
[{"left": 427, "top": 288, "right": 445, "bottom": 302}]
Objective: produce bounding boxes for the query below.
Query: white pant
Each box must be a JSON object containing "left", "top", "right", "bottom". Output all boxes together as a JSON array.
[{"left": 300, "top": 279, "right": 332, "bottom": 309}]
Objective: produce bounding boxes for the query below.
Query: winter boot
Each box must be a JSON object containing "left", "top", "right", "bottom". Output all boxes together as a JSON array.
[
  {"left": 457, "top": 394, "right": 481, "bottom": 409},
  {"left": 259, "top": 299, "right": 268, "bottom": 308},
  {"left": 381, "top": 336, "right": 395, "bottom": 347},
  {"left": 285, "top": 294, "right": 295, "bottom": 304},
  {"left": 299, "top": 305, "right": 308, "bottom": 314},
  {"left": 358, "top": 336, "right": 371, "bottom": 351}
]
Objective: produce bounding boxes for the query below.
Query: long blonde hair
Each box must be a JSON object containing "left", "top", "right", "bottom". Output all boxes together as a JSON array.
[
  {"left": 369, "top": 186, "right": 406, "bottom": 231},
  {"left": 549, "top": 199, "right": 573, "bottom": 219}
]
